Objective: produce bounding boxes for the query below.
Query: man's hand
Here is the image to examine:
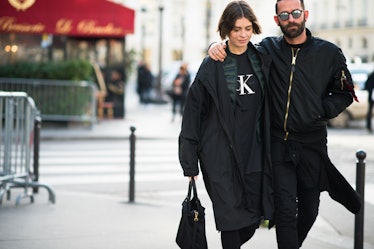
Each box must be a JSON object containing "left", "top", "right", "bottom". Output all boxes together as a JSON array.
[{"left": 208, "top": 42, "right": 227, "bottom": 62}]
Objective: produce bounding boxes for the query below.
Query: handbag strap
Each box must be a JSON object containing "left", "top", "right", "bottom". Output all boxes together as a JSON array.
[
  {"left": 189, "top": 178, "right": 201, "bottom": 246},
  {"left": 187, "top": 178, "right": 199, "bottom": 200}
]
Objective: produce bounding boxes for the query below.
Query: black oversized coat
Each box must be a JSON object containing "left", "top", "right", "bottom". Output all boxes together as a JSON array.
[{"left": 178, "top": 44, "right": 273, "bottom": 231}]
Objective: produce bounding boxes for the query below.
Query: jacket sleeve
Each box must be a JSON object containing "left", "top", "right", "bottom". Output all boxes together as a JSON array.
[
  {"left": 322, "top": 49, "right": 355, "bottom": 119},
  {"left": 178, "top": 79, "right": 206, "bottom": 176}
]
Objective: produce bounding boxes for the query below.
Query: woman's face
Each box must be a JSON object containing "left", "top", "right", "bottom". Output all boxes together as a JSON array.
[{"left": 228, "top": 17, "right": 253, "bottom": 54}]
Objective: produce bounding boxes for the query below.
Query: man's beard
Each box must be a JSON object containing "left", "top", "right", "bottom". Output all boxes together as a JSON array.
[{"left": 280, "top": 19, "right": 306, "bottom": 39}]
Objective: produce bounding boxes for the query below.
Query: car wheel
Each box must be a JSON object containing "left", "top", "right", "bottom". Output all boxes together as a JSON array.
[{"left": 328, "top": 110, "right": 350, "bottom": 128}]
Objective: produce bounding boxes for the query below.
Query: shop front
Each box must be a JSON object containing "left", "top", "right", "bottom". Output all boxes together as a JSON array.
[
  {"left": 0, "top": 0, "right": 135, "bottom": 67},
  {"left": 1, "top": 0, "right": 136, "bottom": 119}
]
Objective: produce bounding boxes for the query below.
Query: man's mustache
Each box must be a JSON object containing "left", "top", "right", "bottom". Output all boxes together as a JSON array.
[{"left": 286, "top": 23, "right": 300, "bottom": 29}]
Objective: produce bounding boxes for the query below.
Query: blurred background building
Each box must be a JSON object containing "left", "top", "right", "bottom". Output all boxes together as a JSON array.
[
  {"left": 118, "top": 0, "right": 279, "bottom": 79},
  {"left": 1, "top": 0, "right": 373, "bottom": 79},
  {"left": 308, "top": 0, "right": 374, "bottom": 63},
  {"left": 116, "top": 0, "right": 374, "bottom": 80},
  {"left": 1, "top": 0, "right": 373, "bottom": 124}
]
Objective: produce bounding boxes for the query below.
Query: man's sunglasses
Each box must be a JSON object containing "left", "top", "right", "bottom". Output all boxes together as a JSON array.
[{"left": 277, "top": 9, "right": 303, "bottom": 21}]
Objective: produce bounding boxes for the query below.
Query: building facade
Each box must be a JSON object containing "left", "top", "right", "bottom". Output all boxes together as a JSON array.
[
  {"left": 117, "top": 0, "right": 373, "bottom": 78},
  {"left": 117, "top": 0, "right": 278, "bottom": 77},
  {"left": 3, "top": 0, "right": 371, "bottom": 78},
  {"left": 308, "top": 0, "right": 374, "bottom": 63}
]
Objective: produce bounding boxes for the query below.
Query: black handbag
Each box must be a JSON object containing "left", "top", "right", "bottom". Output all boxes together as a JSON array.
[{"left": 176, "top": 178, "right": 208, "bottom": 249}]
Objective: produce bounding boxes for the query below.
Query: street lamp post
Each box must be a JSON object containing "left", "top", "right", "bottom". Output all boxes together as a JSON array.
[
  {"left": 206, "top": 0, "right": 211, "bottom": 49},
  {"left": 140, "top": 7, "right": 147, "bottom": 61},
  {"left": 181, "top": 16, "right": 185, "bottom": 60},
  {"left": 156, "top": 5, "right": 164, "bottom": 96}
]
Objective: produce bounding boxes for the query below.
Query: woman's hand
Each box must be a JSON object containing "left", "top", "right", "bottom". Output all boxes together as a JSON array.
[
  {"left": 189, "top": 176, "right": 198, "bottom": 181},
  {"left": 208, "top": 42, "right": 227, "bottom": 62}
]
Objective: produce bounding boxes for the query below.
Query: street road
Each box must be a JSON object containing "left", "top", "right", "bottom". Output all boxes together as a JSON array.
[
  {"left": 320, "top": 127, "right": 374, "bottom": 247},
  {"left": 38, "top": 137, "right": 186, "bottom": 203},
  {"left": 2, "top": 80, "right": 373, "bottom": 248},
  {"left": 37, "top": 123, "right": 374, "bottom": 248},
  {"left": 36, "top": 79, "right": 374, "bottom": 249}
]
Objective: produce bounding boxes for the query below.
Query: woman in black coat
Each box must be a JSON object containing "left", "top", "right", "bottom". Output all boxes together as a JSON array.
[{"left": 178, "top": 1, "right": 273, "bottom": 248}]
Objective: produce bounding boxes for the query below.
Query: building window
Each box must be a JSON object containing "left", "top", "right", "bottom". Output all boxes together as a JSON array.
[
  {"left": 172, "top": 50, "right": 183, "bottom": 61},
  {"left": 362, "top": 38, "right": 368, "bottom": 49},
  {"left": 363, "top": 0, "right": 368, "bottom": 20},
  {"left": 358, "top": 0, "right": 368, "bottom": 26},
  {"left": 320, "top": 23, "right": 328, "bottom": 30},
  {"left": 358, "top": 18, "right": 367, "bottom": 26},
  {"left": 345, "top": 20, "right": 353, "bottom": 27}
]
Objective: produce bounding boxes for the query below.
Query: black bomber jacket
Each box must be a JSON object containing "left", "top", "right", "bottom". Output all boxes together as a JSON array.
[{"left": 260, "top": 29, "right": 355, "bottom": 142}]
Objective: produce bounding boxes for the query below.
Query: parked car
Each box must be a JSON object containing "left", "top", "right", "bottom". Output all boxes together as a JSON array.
[{"left": 328, "top": 63, "right": 374, "bottom": 128}]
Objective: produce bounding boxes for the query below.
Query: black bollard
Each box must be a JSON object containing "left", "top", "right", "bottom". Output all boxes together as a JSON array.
[
  {"left": 33, "top": 116, "right": 41, "bottom": 194},
  {"left": 129, "top": 126, "right": 136, "bottom": 203},
  {"left": 354, "top": 149, "right": 366, "bottom": 249}
]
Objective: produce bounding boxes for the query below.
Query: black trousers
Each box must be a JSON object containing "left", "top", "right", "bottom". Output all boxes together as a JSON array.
[
  {"left": 221, "top": 225, "right": 257, "bottom": 249},
  {"left": 271, "top": 138, "right": 321, "bottom": 249},
  {"left": 171, "top": 94, "right": 185, "bottom": 116},
  {"left": 366, "top": 100, "right": 373, "bottom": 131}
]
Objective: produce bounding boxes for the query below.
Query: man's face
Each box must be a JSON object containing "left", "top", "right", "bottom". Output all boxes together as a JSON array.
[
  {"left": 279, "top": 16, "right": 305, "bottom": 39},
  {"left": 275, "top": 0, "right": 307, "bottom": 39}
]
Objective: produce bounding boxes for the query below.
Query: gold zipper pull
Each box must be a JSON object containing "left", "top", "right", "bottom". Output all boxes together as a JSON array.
[
  {"left": 194, "top": 210, "right": 199, "bottom": 222},
  {"left": 341, "top": 70, "right": 346, "bottom": 90}
]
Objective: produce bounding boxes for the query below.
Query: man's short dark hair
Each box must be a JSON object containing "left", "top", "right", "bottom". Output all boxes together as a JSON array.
[{"left": 275, "top": 0, "right": 305, "bottom": 14}]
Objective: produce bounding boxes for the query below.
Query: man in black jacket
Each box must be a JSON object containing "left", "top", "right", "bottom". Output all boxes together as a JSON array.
[{"left": 208, "top": 0, "right": 361, "bottom": 248}]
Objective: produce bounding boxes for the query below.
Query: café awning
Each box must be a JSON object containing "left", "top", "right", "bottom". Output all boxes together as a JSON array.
[{"left": 0, "top": 0, "right": 135, "bottom": 38}]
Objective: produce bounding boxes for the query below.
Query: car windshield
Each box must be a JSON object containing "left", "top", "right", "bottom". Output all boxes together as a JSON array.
[
  {"left": 348, "top": 63, "right": 374, "bottom": 90},
  {"left": 351, "top": 71, "right": 369, "bottom": 89}
]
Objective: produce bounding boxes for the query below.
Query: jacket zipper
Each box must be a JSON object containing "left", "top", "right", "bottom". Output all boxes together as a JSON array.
[
  {"left": 283, "top": 47, "right": 300, "bottom": 140},
  {"left": 340, "top": 70, "right": 346, "bottom": 90}
]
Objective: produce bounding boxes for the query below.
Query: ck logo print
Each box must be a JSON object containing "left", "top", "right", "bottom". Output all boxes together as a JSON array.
[{"left": 236, "top": 74, "right": 255, "bottom": 95}]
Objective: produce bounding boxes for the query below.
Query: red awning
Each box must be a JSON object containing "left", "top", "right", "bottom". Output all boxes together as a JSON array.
[{"left": 0, "top": 0, "right": 135, "bottom": 37}]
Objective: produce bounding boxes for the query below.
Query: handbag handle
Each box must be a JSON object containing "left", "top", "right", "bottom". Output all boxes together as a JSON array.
[{"left": 187, "top": 178, "right": 199, "bottom": 200}]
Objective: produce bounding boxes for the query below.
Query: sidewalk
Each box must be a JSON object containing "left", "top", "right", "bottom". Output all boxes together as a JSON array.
[
  {"left": 40, "top": 93, "right": 180, "bottom": 141},
  {"left": 1, "top": 84, "right": 373, "bottom": 249},
  {"left": 1, "top": 187, "right": 367, "bottom": 249}
]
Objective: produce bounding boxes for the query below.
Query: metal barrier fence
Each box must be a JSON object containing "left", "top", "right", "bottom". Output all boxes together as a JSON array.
[
  {"left": 0, "top": 78, "right": 97, "bottom": 126},
  {"left": 0, "top": 91, "right": 55, "bottom": 205}
]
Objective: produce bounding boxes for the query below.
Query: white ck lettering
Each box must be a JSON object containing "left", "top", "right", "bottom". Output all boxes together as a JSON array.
[{"left": 236, "top": 74, "right": 255, "bottom": 95}]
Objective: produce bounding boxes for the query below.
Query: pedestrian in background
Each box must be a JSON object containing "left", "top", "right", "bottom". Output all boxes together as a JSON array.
[
  {"left": 106, "top": 69, "right": 125, "bottom": 118},
  {"left": 208, "top": 0, "right": 361, "bottom": 248},
  {"left": 179, "top": 1, "right": 273, "bottom": 248},
  {"left": 364, "top": 70, "right": 374, "bottom": 133},
  {"left": 170, "top": 63, "right": 190, "bottom": 122},
  {"left": 137, "top": 62, "right": 154, "bottom": 105}
]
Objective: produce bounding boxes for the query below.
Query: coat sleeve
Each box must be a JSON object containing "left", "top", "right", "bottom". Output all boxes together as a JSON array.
[
  {"left": 322, "top": 48, "right": 356, "bottom": 119},
  {"left": 178, "top": 79, "right": 206, "bottom": 177}
]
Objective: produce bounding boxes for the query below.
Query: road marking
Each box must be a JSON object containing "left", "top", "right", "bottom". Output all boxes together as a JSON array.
[{"left": 40, "top": 172, "right": 185, "bottom": 185}]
